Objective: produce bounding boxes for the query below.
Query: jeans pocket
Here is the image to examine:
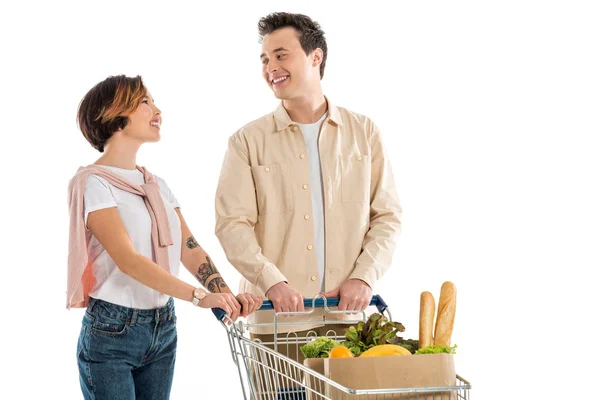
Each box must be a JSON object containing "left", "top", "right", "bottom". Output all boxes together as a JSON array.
[
  {"left": 90, "top": 313, "right": 128, "bottom": 337},
  {"left": 77, "top": 320, "right": 94, "bottom": 388},
  {"left": 161, "top": 319, "right": 178, "bottom": 354},
  {"left": 77, "top": 324, "right": 87, "bottom": 357}
]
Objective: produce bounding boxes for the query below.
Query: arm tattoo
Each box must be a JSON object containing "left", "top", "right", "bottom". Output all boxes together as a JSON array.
[
  {"left": 186, "top": 236, "right": 200, "bottom": 249},
  {"left": 207, "top": 277, "right": 228, "bottom": 294},
  {"left": 194, "top": 256, "right": 228, "bottom": 293}
]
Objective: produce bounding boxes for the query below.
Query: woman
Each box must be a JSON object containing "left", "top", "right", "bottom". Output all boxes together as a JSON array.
[{"left": 67, "top": 75, "right": 263, "bottom": 399}]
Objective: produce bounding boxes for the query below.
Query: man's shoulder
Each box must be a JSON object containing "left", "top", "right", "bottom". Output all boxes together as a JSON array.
[
  {"left": 243, "top": 110, "right": 275, "bottom": 130},
  {"left": 230, "top": 110, "right": 276, "bottom": 141},
  {"left": 332, "top": 104, "right": 376, "bottom": 129}
]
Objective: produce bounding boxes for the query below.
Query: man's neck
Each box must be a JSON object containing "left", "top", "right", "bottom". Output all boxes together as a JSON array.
[{"left": 283, "top": 91, "right": 328, "bottom": 124}]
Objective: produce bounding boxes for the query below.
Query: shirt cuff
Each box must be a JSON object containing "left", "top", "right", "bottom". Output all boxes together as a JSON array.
[
  {"left": 256, "top": 263, "right": 287, "bottom": 295},
  {"left": 348, "top": 267, "right": 377, "bottom": 289}
]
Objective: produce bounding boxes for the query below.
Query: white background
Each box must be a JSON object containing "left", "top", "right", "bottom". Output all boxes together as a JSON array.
[{"left": 1, "top": 1, "right": 599, "bottom": 399}]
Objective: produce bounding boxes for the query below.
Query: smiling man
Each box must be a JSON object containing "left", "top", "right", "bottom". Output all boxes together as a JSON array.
[{"left": 215, "top": 12, "right": 402, "bottom": 343}]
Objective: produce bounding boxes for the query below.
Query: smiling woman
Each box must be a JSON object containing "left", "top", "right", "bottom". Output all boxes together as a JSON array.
[
  {"left": 66, "top": 75, "right": 263, "bottom": 400},
  {"left": 77, "top": 75, "right": 152, "bottom": 152}
]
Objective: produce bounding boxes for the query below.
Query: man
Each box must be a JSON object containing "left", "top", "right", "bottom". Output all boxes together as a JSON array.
[{"left": 215, "top": 12, "right": 402, "bottom": 353}]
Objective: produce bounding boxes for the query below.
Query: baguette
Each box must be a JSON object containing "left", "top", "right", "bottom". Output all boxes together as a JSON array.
[
  {"left": 433, "top": 281, "right": 457, "bottom": 346},
  {"left": 419, "top": 291, "right": 436, "bottom": 349}
]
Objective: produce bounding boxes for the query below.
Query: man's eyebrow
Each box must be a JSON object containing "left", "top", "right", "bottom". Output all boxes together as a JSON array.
[{"left": 260, "top": 47, "right": 289, "bottom": 59}]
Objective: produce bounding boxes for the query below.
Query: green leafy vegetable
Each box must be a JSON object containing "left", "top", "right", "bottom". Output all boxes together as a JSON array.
[
  {"left": 397, "top": 338, "right": 420, "bottom": 354},
  {"left": 341, "top": 313, "right": 413, "bottom": 355},
  {"left": 415, "top": 344, "right": 457, "bottom": 354},
  {"left": 300, "top": 337, "right": 341, "bottom": 358}
]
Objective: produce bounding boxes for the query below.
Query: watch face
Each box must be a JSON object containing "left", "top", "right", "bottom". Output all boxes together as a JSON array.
[{"left": 194, "top": 288, "right": 206, "bottom": 300}]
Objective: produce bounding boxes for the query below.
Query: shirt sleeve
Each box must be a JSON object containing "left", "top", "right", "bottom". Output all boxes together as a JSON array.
[
  {"left": 83, "top": 175, "right": 118, "bottom": 226},
  {"left": 215, "top": 134, "right": 287, "bottom": 295},
  {"left": 156, "top": 176, "right": 181, "bottom": 209},
  {"left": 348, "top": 120, "right": 403, "bottom": 288}
]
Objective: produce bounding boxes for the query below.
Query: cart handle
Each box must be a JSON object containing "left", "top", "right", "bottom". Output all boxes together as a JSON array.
[{"left": 212, "top": 295, "right": 388, "bottom": 321}]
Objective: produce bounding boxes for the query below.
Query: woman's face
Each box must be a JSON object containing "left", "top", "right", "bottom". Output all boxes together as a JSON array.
[{"left": 122, "top": 90, "right": 162, "bottom": 144}]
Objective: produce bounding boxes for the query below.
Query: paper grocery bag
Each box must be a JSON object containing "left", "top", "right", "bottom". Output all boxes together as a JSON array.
[
  {"left": 303, "top": 358, "right": 327, "bottom": 400},
  {"left": 324, "top": 354, "right": 457, "bottom": 400}
]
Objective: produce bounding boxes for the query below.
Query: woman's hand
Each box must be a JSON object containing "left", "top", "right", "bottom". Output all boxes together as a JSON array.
[
  {"left": 236, "top": 293, "right": 264, "bottom": 318},
  {"left": 198, "top": 293, "right": 242, "bottom": 321}
]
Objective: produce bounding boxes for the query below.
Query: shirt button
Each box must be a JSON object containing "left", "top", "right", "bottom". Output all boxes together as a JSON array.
[
  {"left": 304, "top": 214, "right": 310, "bottom": 220},
  {"left": 265, "top": 166, "right": 271, "bottom": 172},
  {"left": 292, "top": 126, "right": 298, "bottom": 132},
  {"left": 310, "top": 275, "right": 317, "bottom": 281},
  {"left": 307, "top": 245, "right": 313, "bottom": 250},
  {"left": 357, "top": 156, "right": 363, "bottom": 161},
  {"left": 302, "top": 184, "right": 308, "bottom": 190},
  {"left": 299, "top": 154, "right": 306, "bottom": 159}
]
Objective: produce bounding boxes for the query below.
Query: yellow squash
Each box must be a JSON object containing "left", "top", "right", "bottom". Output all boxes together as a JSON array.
[{"left": 359, "top": 344, "right": 411, "bottom": 358}]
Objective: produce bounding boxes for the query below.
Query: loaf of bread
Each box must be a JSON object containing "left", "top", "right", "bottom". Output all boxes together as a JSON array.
[
  {"left": 433, "top": 281, "right": 457, "bottom": 346},
  {"left": 419, "top": 291, "right": 436, "bottom": 349}
]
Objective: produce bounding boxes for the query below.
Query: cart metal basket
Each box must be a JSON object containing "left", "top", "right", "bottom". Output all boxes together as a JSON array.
[{"left": 213, "top": 295, "right": 471, "bottom": 399}]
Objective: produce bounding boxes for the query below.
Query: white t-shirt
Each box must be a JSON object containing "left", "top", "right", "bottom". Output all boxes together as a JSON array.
[
  {"left": 296, "top": 113, "right": 327, "bottom": 291},
  {"left": 83, "top": 165, "right": 182, "bottom": 309}
]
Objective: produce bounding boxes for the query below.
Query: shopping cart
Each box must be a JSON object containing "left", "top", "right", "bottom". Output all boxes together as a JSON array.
[{"left": 213, "top": 295, "right": 471, "bottom": 399}]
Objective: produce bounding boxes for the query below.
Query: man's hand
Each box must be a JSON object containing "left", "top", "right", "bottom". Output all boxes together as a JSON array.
[
  {"left": 265, "top": 282, "right": 305, "bottom": 313},
  {"left": 321, "top": 279, "right": 373, "bottom": 311}
]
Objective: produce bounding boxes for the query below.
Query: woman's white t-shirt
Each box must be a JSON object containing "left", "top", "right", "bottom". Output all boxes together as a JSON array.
[{"left": 83, "top": 165, "right": 182, "bottom": 309}]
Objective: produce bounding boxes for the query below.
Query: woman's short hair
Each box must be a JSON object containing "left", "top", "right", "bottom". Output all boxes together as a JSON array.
[{"left": 77, "top": 75, "right": 146, "bottom": 152}]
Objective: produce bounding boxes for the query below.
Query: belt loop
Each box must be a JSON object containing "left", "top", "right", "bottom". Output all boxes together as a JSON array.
[
  {"left": 129, "top": 309, "right": 138, "bottom": 326},
  {"left": 88, "top": 297, "right": 97, "bottom": 312},
  {"left": 168, "top": 306, "right": 173, "bottom": 321}
]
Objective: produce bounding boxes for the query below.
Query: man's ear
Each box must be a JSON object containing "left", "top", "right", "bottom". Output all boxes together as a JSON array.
[{"left": 312, "top": 48, "right": 324, "bottom": 67}]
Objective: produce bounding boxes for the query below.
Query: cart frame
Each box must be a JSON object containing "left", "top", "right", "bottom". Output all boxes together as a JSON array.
[{"left": 214, "top": 295, "right": 471, "bottom": 400}]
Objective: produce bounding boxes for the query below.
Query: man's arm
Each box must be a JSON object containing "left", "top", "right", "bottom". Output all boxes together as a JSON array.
[
  {"left": 325, "top": 122, "right": 402, "bottom": 311},
  {"left": 348, "top": 122, "right": 403, "bottom": 286},
  {"left": 215, "top": 134, "right": 304, "bottom": 312},
  {"left": 214, "top": 135, "right": 286, "bottom": 293}
]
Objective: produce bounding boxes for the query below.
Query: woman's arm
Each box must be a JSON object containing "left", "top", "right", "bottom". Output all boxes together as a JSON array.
[
  {"left": 179, "top": 215, "right": 232, "bottom": 294},
  {"left": 87, "top": 207, "right": 239, "bottom": 317},
  {"left": 175, "top": 208, "right": 262, "bottom": 317}
]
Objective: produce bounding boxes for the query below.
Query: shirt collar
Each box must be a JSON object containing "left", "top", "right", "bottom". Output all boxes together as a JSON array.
[{"left": 273, "top": 96, "right": 344, "bottom": 132}]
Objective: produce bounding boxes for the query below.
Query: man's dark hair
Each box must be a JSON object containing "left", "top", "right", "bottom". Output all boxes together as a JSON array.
[{"left": 258, "top": 12, "right": 328, "bottom": 79}]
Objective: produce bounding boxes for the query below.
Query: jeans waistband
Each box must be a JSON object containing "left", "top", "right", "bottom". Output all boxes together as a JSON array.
[{"left": 87, "top": 297, "right": 175, "bottom": 326}]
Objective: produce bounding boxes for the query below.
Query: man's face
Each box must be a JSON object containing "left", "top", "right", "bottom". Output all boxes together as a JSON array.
[{"left": 260, "top": 27, "right": 321, "bottom": 100}]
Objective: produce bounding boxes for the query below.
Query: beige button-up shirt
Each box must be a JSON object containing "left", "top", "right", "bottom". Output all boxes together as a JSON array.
[{"left": 215, "top": 98, "right": 402, "bottom": 333}]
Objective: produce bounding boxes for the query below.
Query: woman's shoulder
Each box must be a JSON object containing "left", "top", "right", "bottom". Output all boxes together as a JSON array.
[
  {"left": 152, "top": 174, "right": 179, "bottom": 207},
  {"left": 68, "top": 166, "right": 113, "bottom": 195}
]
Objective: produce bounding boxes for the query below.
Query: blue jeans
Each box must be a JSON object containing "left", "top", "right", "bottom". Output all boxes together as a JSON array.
[{"left": 77, "top": 297, "right": 177, "bottom": 400}]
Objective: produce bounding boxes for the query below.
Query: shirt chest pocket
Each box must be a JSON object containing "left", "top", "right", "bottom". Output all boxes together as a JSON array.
[
  {"left": 339, "top": 154, "right": 371, "bottom": 203},
  {"left": 251, "top": 163, "right": 294, "bottom": 215}
]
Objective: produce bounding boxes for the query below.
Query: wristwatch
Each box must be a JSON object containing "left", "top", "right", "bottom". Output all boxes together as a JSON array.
[{"left": 192, "top": 287, "right": 208, "bottom": 306}]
